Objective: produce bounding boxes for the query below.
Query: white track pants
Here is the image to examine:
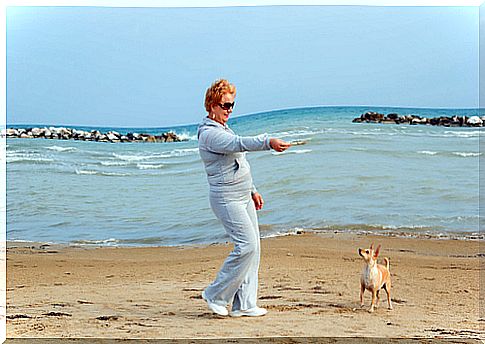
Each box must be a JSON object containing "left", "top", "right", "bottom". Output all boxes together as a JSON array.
[{"left": 204, "top": 190, "right": 260, "bottom": 311}]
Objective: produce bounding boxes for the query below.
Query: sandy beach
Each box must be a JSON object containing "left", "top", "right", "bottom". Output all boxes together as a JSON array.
[{"left": 6, "top": 232, "right": 483, "bottom": 341}]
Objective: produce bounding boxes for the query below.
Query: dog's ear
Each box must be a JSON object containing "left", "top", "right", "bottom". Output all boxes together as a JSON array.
[
  {"left": 370, "top": 243, "right": 374, "bottom": 250},
  {"left": 374, "top": 244, "right": 381, "bottom": 258}
]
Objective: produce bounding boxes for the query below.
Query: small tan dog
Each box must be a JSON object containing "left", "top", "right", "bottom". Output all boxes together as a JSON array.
[{"left": 358, "top": 243, "right": 393, "bottom": 313}]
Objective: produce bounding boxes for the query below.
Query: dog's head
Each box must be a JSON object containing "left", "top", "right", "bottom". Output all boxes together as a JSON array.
[{"left": 358, "top": 243, "right": 381, "bottom": 265}]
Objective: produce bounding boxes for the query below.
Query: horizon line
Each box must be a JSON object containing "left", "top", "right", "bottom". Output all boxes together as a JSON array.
[
  {"left": 4, "top": 105, "right": 485, "bottom": 129},
  {"left": 6, "top": 104, "right": 481, "bottom": 129}
]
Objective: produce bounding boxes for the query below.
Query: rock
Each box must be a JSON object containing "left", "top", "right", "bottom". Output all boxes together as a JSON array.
[
  {"left": 363, "top": 112, "right": 385, "bottom": 122},
  {"left": 467, "top": 116, "right": 483, "bottom": 126},
  {"left": 5, "top": 128, "right": 18, "bottom": 137},
  {"left": 98, "top": 134, "right": 109, "bottom": 142},
  {"left": 72, "top": 129, "right": 86, "bottom": 139},
  {"left": 353, "top": 112, "right": 481, "bottom": 127},
  {"left": 411, "top": 117, "right": 427, "bottom": 125},
  {"left": 387, "top": 113, "right": 399, "bottom": 120},
  {"left": 6, "top": 126, "right": 184, "bottom": 143},
  {"left": 164, "top": 132, "right": 180, "bottom": 142},
  {"left": 381, "top": 118, "right": 397, "bottom": 124},
  {"left": 31, "top": 127, "right": 44, "bottom": 137},
  {"left": 106, "top": 132, "right": 120, "bottom": 141}
]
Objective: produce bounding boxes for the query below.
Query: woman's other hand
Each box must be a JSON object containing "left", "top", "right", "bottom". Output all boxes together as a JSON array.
[
  {"left": 252, "top": 192, "right": 264, "bottom": 210},
  {"left": 269, "top": 138, "right": 291, "bottom": 152}
]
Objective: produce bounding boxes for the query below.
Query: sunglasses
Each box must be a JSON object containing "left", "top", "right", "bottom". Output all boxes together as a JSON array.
[{"left": 218, "top": 102, "right": 235, "bottom": 111}]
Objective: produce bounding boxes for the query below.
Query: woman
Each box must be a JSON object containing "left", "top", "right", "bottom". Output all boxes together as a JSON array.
[{"left": 197, "top": 79, "right": 290, "bottom": 317}]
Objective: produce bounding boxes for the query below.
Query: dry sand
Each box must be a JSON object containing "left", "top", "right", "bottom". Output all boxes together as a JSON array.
[{"left": 5, "top": 232, "right": 484, "bottom": 340}]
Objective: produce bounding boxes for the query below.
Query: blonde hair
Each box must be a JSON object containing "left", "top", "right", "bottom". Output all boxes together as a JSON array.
[{"left": 204, "top": 79, "right": 236, "bottom": 113}]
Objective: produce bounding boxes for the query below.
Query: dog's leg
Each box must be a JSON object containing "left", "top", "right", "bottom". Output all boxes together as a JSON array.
[
  {"left": 360, "top": 283, "right": 365, "bottom": 307},
  {"left": 369, "top": 289, "right": 377, "bottom": 313},
  {"left": 375, "top": 289, "right": 380, "bottom": 309},
  {"left": 384, "top": 283, "right": 393, "bottom": 310}
]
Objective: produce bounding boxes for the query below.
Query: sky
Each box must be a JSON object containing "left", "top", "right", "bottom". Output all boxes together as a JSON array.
[{"left": 6, "top": 4, "right": 479, "bottom": 127}]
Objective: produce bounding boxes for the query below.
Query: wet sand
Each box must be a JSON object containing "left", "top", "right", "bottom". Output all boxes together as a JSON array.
[{"left": 6, "top": 232, "right": 483, "bottom": 340}]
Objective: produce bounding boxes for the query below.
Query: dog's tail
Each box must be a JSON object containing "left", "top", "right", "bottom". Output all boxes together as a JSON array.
[{"left": 383, "top": 257, "right": 390, "bottom": 271}]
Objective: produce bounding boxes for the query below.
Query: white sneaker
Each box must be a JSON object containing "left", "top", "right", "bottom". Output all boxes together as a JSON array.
[
  {"left": 230, "top": 307, "right": 268, "bottom": 317},
  {"left": 202, "top": 290, "right": 228, "bottom": 316}
]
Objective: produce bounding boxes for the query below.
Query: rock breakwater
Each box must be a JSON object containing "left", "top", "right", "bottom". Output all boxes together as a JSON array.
[
  {"left": 2, "top": 127, "right": 185, "bottom": 143},
  {"left": 353, "top": 111, "right": 484, "bottom": 127}
]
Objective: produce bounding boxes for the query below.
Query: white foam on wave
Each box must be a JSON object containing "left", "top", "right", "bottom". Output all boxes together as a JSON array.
[
  {"left": 75, "top": 169, "right": 97, "bottom": 175},
  {"left": 442, "top": 130, "right": 482, "bottom": 138},
  {"left": 136, "top": 163, "right": 165, "bottom": 170},
  {"left": 101, "top": 161, "right": 131, "bottom": 166},
  {"left": 101, "top": 171, "right": 131, "bottom": 176},
  {"left": 326, "top": 128, "right": 401, "bottom": 137},
  {"left": 46, "top": 146, "right": 77, "bottom": 152},
  {"left": 174, "top": 131, "right": 197, "bottom": 141},
  {"left": 452, "top": 152, "right": 481, "bottom": 157},
  {"left": 418, "top": 150, "right": 438, "bottom": 155},
  {"left": 72, "top": 238, "right": 120, "bottom": 246},
  {"left": 159, "top": 148, "right": 199, "bottom": 158},
  {"left": 112, "top": 148, "right": 198, "bottom": 162},
  {"left": 75, "top": 169, "right": 130, "bottom": 176},
  {"left": 275, "top": 129, "right": 319, "bottom": 139},
  {"left": 7, "top": 152, "right": 55, "bottom": 163},
  {"left": 272, "top": 149, "right": 312, "bottom": 156},
  {"left": 294, "top": 149, "right": 312, "bottom": 154},
  {"left": 260, "top": 227, "right": 304, "bottom": 239},
  {"left": 112, "top": 153, "right": 159, "bottom": 161}
]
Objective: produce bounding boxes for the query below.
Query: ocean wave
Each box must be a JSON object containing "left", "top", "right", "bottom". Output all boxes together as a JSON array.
[
  {"left": 75, "top": 169, "right": 130, "bottom": 177},
  {"left": 136, "top": 163, "right": 165, "bottom": 170},
  {"left": 112, "top": 153, "right": 160, "bottom": 162},
  {"left": 273, "top": 129, "right": 320, "bottom": 139},
  {"left": 7, "top": 153, "right": 55, "bottom": 164},
  {"left": 304, "top": 224, "right": 482, "bottom": 240},
  {"left": 416, "top": 151, "right": 481, "bottom": 158},
  {"left": 418, "top": 150, "right": 438, "bottom": 155},
  {"left": 45, "top": 146, "right": 77, "bottom": 152},
  {"left": 442, "top": 130, "right": 483, "bottom": 138},
  {"left": 100, "top": 161, "right": 131, "bottom": 166},
  {"left": 260, "top": 227, "right": 304, "bottom": 239},
  {"left": 112, "top": 148, "right": 198, "bottom": 162},
  {"left": 159, "top": 148, "right": 199, "bottom": 158},
  {"left": 69, "top": 236, "right": 176, "bottom": 247},
  {"left": 452, "top": 152, "right": 482, "bottom": 157},
  {"left": 272, "top": 149, "right": 312, "bottom": 156},
  {"left": 174, "top": 131, "right": 197, "bottom": 141},
  {"left": 75, "top": 169, "right": 97, "bottom": 175},
  {"left": 71, "top": 238, "right": 120, "bottom": 246}
]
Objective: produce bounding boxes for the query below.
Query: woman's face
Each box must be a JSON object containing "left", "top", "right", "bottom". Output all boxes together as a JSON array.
[{"left": 210, "top": 92, "right": 235, "bottom": 125}]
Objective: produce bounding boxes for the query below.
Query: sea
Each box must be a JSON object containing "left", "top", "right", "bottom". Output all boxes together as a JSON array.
[{"left": 5, "top": 106, "right": 483, "bottom": 247}]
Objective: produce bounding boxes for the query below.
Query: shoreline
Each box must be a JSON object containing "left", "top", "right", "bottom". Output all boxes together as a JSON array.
[
  {"left": 6, "top": 228, "right": 484, "bottom": 250},
  {"left": 6, "top": 231, "right": 482, "bottom": 339}
]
